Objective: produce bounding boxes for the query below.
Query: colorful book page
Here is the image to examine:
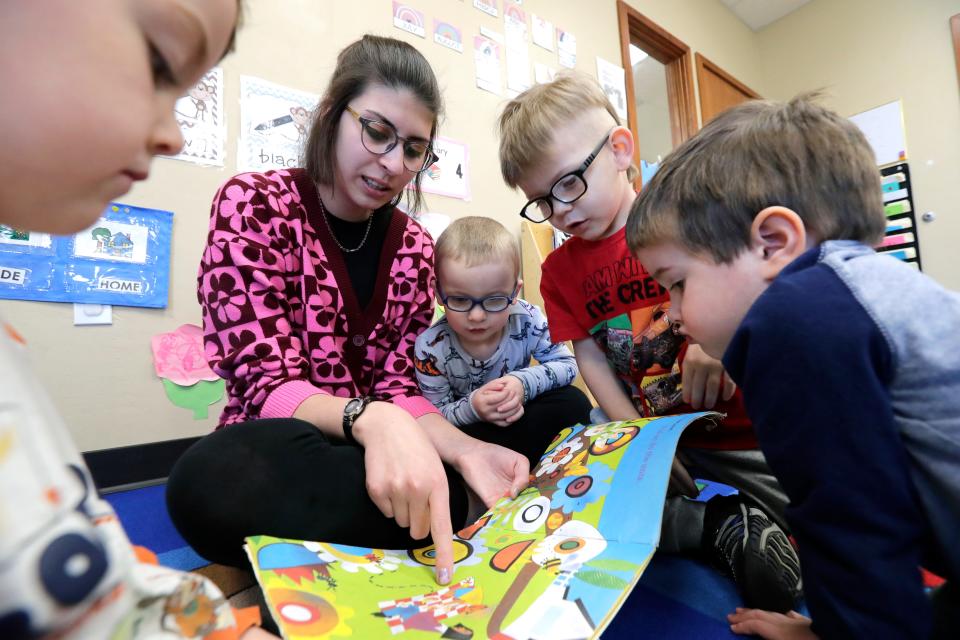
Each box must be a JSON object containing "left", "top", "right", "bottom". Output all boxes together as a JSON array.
[{"left": 246, "top": 413, "right": 715, "bottom": 639}]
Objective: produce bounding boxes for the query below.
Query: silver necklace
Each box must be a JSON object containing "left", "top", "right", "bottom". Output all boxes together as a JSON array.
[{"left": 317, "top": 194, "right": 373, "bottom": 253}]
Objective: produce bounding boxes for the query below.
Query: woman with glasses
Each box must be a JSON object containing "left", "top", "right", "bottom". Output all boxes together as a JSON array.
[{"left": 167, "top": 36, "right": 529, "bottom": 588}]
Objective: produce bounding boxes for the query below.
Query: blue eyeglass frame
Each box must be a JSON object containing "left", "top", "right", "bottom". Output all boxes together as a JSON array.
[{"left": 436, "top": 281, "right": 521, "bottom": 313}]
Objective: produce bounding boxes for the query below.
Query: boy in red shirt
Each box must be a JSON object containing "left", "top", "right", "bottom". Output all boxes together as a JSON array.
[{"left": 497, "top": 72, "right": 801, "bottom": 611}]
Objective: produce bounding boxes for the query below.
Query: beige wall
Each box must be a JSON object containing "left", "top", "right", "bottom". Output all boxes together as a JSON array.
[
  {"left": 623, "top": 0, "right": 766, "bottom": 116},
  {"left": 756, "top": 0, "right": 960, "bottom": 289},
  {"left": 5, "top": 0, "right": 955, "bottom": 451},
  {"left": 0, "top": 0, "right": 642, "bottom": 451}
]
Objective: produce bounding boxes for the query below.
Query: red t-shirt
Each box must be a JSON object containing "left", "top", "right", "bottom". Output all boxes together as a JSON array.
[{"left": 540, "top": 226, "right": 756, "bottom": 450}]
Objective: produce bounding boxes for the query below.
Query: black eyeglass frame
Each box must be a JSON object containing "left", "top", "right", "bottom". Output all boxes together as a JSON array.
[
  {"left": 345, "top": 106, "right": 439, "bottom": 174},
  {"left": 436, "top": 281, "right": 522, "bottom": 313},
  {"left": 519, "top": 128, "right": 615, "bottom": 223}
]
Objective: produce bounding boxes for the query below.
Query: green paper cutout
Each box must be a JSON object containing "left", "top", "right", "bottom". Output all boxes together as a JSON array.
[{"left": 161, "top": 378, "right": 225, "bottom": 419}]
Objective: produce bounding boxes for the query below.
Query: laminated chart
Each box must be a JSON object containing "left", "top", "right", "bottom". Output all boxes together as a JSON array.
[
  {"left": 878, "top": 163, "right": 921, "bottom": 270},
  {"left": 0, "top": 203, "right": 173, "bottom": 307}
]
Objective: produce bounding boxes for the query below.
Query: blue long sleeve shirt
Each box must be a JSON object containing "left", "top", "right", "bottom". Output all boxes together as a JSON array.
[{"left": 723, "top": 241, "right": 960, "bottom": 639}]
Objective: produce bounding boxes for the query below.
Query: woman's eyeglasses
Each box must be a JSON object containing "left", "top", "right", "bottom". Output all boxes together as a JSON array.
[
  {"left": 346, "top": 106, "right": 439, "bottom": 174},
  {"left": 519, "top": 129, "right": 614, "bottom": 223}
]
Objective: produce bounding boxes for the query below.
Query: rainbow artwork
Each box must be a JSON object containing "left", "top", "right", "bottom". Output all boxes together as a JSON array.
[
  {"left": 433, "top": 19, "right": 463, "bottom": 53},
  {"left": 503, "top": 1, "right": 525, "bottom": 25},
  {"left": 392, "top": 2, "right": 425, "bottom": 38},
  {"left": 473, "top": 0, "right": 498, "bottom": 18}
]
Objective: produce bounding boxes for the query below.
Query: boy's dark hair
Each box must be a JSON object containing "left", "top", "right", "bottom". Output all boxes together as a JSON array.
[
  {"left": 303, "top": 35, "right": 443, "bottom": 214},
  {"left": 626, "top": 92, "right": 886, "bottom": 263}
]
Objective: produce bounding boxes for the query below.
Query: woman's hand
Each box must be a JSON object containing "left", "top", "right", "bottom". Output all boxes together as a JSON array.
[
  {"left": 453, "top": 439, "right": 529, "bottom": 508},
  {"left": 352, "top": 401, "right": 454, "bottom": 584},
  {"left": 682, "top": 343, "right": 737, "bottom": 409},
  {"left": 728, "top": 608, "right": 817, "bottom": 639}
]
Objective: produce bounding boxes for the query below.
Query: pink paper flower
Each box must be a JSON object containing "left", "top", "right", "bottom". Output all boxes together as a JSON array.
[{"left": 151, "top": 324, "right": 220, "bottom": 385}]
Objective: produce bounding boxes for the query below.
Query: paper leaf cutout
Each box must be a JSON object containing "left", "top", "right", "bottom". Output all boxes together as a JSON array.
[{"left": 161, "top": 378, "right": 225, "bottom": 419}]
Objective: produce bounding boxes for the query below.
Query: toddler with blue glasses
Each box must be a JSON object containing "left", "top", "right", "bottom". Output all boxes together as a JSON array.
[{"left": 414, "top": 216, "right": 592, "bottom": 466}]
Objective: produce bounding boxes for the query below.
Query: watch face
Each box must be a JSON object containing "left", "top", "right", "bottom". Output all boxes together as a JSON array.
[{"left": 345, "top": 398, "right": 362, "bottom": 415}]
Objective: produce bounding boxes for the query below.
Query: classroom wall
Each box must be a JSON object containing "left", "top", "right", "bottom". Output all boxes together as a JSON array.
[
  {"left": 756, "top": 0, "right": 960, "bottom": 290},
  {"left": 9, "top": 0, "right": 951, "bottom": 452},
  {"left": 0, "top": 0, "right": 754, "bottom": 451}
]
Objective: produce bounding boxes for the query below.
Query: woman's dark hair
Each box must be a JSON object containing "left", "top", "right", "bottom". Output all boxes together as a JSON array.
[{"left": 304, "top": 35, "right": 443, "bottom": 214}]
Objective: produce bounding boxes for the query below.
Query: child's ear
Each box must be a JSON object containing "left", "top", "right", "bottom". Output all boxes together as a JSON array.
[
  {"left": 429, "top": 275, "right": 441, "bottom": 301},
  {"left": 609, "top": 126, "right": 635, "bottom": 171},
  {"left": 750, "top": 206, "right": 808, "bottom": 281},
  {"left": 513, "top": 277, "right": 524, "bottom": 301}
]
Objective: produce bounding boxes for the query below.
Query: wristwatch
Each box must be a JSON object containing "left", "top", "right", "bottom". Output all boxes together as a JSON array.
[{"left": 342, "top": 396, "right": 373, "bottom": 446}]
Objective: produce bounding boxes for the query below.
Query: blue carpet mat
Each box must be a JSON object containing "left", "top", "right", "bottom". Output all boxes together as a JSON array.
[
  {"left": 106, "top": 484, "right": 756, "bottom": 638},
  {"left": 105, "top": 484, "right": 209, "bottom": 571}
]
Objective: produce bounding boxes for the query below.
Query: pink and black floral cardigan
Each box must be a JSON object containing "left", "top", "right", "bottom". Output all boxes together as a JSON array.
[{"left": 199, "top": 168, "right": 439, "bottom": 427}]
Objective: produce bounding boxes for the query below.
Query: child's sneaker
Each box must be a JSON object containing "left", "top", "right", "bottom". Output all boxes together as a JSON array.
[{"left": 703, "top": 495, "right": 803, "bottom": 612}]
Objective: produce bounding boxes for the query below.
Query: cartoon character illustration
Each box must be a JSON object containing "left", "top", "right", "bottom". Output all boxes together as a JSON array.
[
  {"left": 256, "top": 541, "right": 337, "bottom": 589},
  {"left": 91, "top": 227, "right": 134, "bottom": 259},
  {"left": 487, "top": 521, "right": 608, "bottom": 640},
  {"left": 415, "top": 352, "right": 443, "bottom": 376},
  {"left": 290, "top": 106, "right": 311, "bottom": 143},
  {"left": 160, "top": 575, "right": 228, "bottom": 637},
  {"left": 0, "top": 225, "right": 29, "bottom": 241},
  {"left": 188, "top": 81, "right": 215, "bottom": 121},
  {"left": 376, "top": 578, "right": 485, "bottom": 638}
]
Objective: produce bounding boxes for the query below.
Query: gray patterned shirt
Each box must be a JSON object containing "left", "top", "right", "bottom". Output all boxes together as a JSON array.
[{"left": 414, "top": 299, "right": 578, "bottom": 426}]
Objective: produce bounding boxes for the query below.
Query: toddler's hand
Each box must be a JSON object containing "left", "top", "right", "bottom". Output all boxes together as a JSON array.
[
  {"left": 728, "top": 608, "right": 817, "bottom": 639},
  {"left": 492, "top": 375, "right": 525, "bottom": 426},
  {"left": 471, "top": 377, "right": 524, "bottom": 426}
]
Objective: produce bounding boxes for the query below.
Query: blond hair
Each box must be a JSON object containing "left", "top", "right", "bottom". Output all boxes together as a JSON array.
[
  {"left": 434, "top": 216, "right": 520, "bottom": 280},
  {"left": 498, "top": 71, "right": 637, "bottom": 188},
  {"left": 627, "top": 92, "right": 885, "bottom": 263}
]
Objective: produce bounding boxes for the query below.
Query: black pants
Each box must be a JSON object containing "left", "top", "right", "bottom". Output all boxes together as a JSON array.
[{"left": 166, "top": 386, "right": 592, "bottom": 567}]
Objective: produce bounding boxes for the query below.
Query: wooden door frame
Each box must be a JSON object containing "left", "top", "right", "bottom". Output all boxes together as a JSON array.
[
  {"left": 694, "top": 52, "right": 761, "bottom": 120},
  {"left": 616, "top": 0, "right": 697, "bottom": 185}
]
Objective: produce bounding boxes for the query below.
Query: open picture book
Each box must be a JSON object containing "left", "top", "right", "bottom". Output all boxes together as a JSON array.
[{"left": 245, "top": 412, "right": 717, "bottom": 639}]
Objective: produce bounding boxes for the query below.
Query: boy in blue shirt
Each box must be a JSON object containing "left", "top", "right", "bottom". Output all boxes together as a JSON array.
[{"left": 627, "top": 93, "right": 959, "bottom": 639}]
